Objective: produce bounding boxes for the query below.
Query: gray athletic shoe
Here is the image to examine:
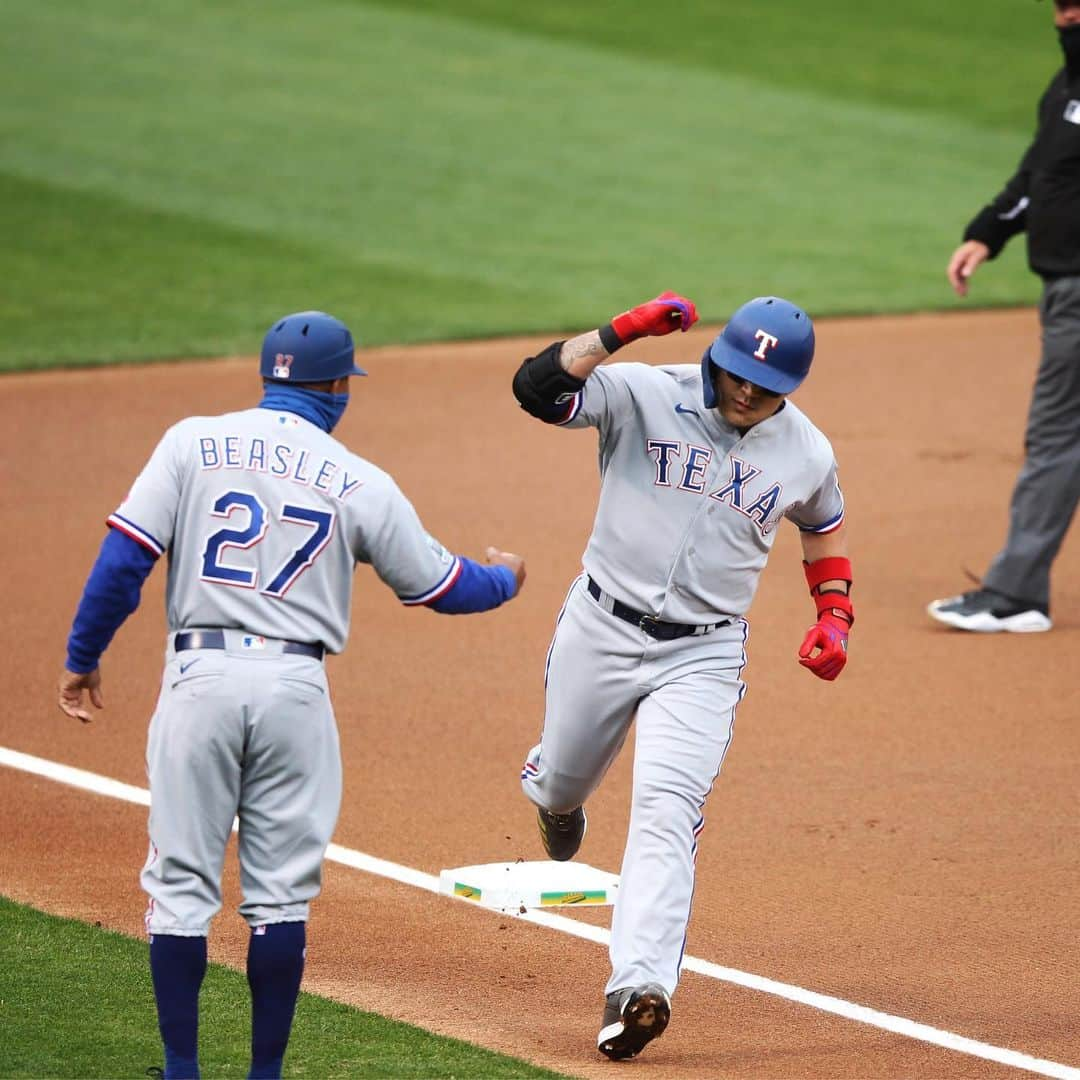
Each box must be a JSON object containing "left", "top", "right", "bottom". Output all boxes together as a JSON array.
[
  {"left": 927, "top": 588, "right": 1051, "bottom": 633},
  {"left": 597, "top": 983, "right": 671, "bottom": 1061},
  {"left": 536, "top": 806, "right": 587, "bottom": 861}
]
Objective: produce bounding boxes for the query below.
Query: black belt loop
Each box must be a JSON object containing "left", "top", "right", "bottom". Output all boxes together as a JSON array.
[
  {"left": 585, "top": 576, "right": 728, "bottom": 640},
  {"left": 173, "top": 630, "right": 324, "bottom": 660}
]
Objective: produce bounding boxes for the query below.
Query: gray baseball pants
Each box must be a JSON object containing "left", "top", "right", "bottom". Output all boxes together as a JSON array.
[
  {"left": 142, "top": 632, "right": 342, "bottom": 936},
  {"left": 521, "top": 576, "right": 747, "bottom": 997},
  {"left": 983, "top": 274, "right": 1080, "bottom": 608}
]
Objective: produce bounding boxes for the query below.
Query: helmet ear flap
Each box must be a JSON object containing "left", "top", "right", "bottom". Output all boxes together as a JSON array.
[{"left": 700, "top": 348, "right": 719, "bottom": 409}]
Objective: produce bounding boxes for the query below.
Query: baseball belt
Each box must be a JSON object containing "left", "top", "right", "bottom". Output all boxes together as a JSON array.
[
  {"left": 173, "top": 629, "right": 324, "bottom": 660},
  {"left": 585, "top": 577, "right": 730, "bottom": 640}
]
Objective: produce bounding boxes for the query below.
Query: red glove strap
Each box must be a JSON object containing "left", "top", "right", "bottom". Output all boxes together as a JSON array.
[
  {"left": 803, "top": 556, "right": 853, "bottom": 593},
  {"left": 814, "top": 596, "right": 854, "bottom": 627},
  {"left": 610, "top": 308, "right": 643, "bottom": 343}
]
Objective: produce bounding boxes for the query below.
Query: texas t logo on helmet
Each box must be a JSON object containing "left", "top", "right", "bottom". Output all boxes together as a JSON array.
[{"left": 753, "top": 330, "right": 780, "bottom": 360}]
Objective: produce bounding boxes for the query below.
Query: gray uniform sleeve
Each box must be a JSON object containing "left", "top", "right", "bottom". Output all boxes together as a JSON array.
[
  {"left": 558, "top": 364, "right": 637, "bottom": 432},
  {"left": 107, "top": 422, "right": 187, "bottom": 555},
  {"left": 351, "top": 473, "right": 461, "bottom": 605},
  {"left": 785, "top": 454, "right": 845, "bottom": 534}
]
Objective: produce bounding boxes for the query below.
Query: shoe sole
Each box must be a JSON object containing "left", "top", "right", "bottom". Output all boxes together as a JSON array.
[
  {"left": 597, "top": 988, "right": 670, "bottom": 1061},
  {"left": 927, "top": 603, "right": 1052, "bottom": 633}
]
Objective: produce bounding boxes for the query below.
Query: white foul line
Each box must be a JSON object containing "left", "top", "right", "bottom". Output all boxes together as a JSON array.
[{"left": 2, "top": 746, "right": 1077, "bottom": 1080}]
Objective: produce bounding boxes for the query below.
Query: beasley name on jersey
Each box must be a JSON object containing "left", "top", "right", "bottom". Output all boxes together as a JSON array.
[{"left": 195, "top": 425, "right": 363, "bottom": 502}]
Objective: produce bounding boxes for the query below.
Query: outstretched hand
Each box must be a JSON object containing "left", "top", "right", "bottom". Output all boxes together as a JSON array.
[
  {"left": 485, "top": 546, "right": 526, "bottom": 596},
  {"left": 798, "top": 613, "right": 849, "bottom": 681},
  {"left": 58, "top": 667, "right": 104, "bottom": 723},
  {"left": 611, "top": 291, "right": 698, "bottom": 343}
]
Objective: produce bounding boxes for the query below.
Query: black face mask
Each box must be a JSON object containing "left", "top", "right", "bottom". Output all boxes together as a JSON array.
[{"left": 1059, "top": 23, "right": 1080, "bottom": 72}]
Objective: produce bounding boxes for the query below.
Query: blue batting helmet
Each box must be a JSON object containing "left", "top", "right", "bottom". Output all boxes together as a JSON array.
[
  {"left": 701, "top": 296, "right": 815, "bottom": 405},
  {"left": 259, "top": 311, "right": 367, "bottom": 382}
]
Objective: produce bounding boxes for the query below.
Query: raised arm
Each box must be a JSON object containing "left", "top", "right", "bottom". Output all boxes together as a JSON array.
[{"left": 512, "top": 292, "right": 698, "bottom": 422}]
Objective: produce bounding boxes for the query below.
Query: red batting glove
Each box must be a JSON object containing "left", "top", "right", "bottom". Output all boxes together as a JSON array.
[
  {"left": 610, "top": 291, "right": 698, "bottom": 343},
  {"left": 798, "top": 611, "right": 849, "bottom": 681}
]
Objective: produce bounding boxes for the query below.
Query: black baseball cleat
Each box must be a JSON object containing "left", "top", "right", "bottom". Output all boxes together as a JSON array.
[
  {"left": 536, "top": 806, "right": 587, "bottom": 861},
  {"left": 597, "top": 983, "right": 671, "bottom": 1061},
  {"left": 927, "top": 587, "right": 1051, "bottom": 633}
]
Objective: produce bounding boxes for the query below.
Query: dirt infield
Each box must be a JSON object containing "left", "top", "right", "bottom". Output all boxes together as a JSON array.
[{"left": 2, "top": 309, "right": 1078, "bottom": 1077}]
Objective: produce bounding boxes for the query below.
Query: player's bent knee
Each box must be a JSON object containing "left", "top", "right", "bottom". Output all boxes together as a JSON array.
[{"left": 522, "top": 770, "right": 592, "bottom": 814}]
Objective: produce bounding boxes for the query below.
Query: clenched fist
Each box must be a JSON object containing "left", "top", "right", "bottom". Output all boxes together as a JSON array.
[
  {"left": 798, "top": 612, "right": 849, "bottom": 681},
  {"left": 610, "top": 291, "right": 698, "bottom": 344},
  {"left": 485, "top": 546, "right": 526, "bottom": 596}
]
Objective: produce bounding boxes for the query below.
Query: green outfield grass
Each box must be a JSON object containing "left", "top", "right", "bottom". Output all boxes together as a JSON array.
[
  {"left": 0, "top": 897, "right": 569, "bottom": 1079},
  {"left": 0, "top": 0, "right": 1047, "bottom": 370}
]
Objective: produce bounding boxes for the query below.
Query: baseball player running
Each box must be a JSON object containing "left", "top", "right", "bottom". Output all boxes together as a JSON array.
[
  {"left": 512, "top": 292, "right": 853, "bottom": 1060},
  {"left": 56, "top": 311, "right": 525, "bottom": 1080}
]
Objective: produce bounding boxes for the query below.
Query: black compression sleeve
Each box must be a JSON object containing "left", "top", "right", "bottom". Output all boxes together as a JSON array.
[{"left": 512, "top": 342, "right": 587, "bottom": 422}]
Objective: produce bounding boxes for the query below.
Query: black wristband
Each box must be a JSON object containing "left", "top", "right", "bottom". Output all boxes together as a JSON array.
[{"left": 598, "top": 323, "right": 624, "bottom": 354}]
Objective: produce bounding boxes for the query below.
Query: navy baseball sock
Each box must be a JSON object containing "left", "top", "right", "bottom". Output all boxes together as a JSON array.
[
  {"left": 246, "top": 921, "right": 306, "bottom": 1080},
  {"left": 149, "top": 933, "right": 207, "bottom": 1079}
]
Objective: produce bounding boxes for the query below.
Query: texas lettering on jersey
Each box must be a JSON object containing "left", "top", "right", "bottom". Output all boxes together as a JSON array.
[
  {"left": 197, "top": 433, "right": 363, "bottom": 502},
  {"left": 646, "top": 439, "right": 785, "bottom": 535}
]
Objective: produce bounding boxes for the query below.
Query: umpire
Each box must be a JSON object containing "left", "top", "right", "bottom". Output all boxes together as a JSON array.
[{"left": 929, "top": 0, "right": 1080, "bottom": 633}]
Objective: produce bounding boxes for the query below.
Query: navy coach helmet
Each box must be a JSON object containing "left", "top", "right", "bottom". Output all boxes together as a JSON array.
[
  {"left": 702, "top": 296, "right": 815, "bottom": 405},
  {"left": 259, "top": 311, "right": 367, "bottom": 382}
]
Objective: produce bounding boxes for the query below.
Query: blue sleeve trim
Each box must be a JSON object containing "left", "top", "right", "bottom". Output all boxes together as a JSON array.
[
  {"left": 400, "top": 557, "right": 462, "bottom": 605},
  {"left": 798, "top": 507, "right": 845, "bottom": 534},
  {"left": 65, "top": 528, "right": 158, "bottom": 673},
  {"left": 107, "top": 512, "right": 165, "bottom": 556},
  {"left": 428, "top": 557, "right": 516, "bottom": 614}
]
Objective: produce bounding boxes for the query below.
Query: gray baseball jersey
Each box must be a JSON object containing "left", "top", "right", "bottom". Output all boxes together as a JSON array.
[
  {"left": 522, "top": 359, "right": 844, "bottom": 997},
  {"left": 561, "top": 362, "right": 843, "bottom": 617},
  {"left": 111, "top": 406, "right": 461, "bottom": 654},
  {"left": 114, "top": 404, "right": 462, "bottom": 934}
]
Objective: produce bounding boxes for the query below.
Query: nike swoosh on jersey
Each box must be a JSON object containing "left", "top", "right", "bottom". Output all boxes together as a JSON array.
[
  {"left": 179, "top": 658, "right": 202, "bottom": 674},
  {"left": 674, "top": 403, "right": 698, "bottom": 416}
]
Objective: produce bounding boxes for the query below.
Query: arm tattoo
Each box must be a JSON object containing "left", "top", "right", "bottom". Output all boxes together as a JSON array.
[{"left": 559, "top": 330, "right": 609, "bottom": 378}]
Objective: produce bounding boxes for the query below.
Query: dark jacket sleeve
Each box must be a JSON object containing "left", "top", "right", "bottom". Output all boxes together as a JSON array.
[
  {"left": 962, "top": 141, "right": 1035, "bottom": 258},
  {"left": 961, "top": 81, "right": 1054, "bottom": 258}
]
